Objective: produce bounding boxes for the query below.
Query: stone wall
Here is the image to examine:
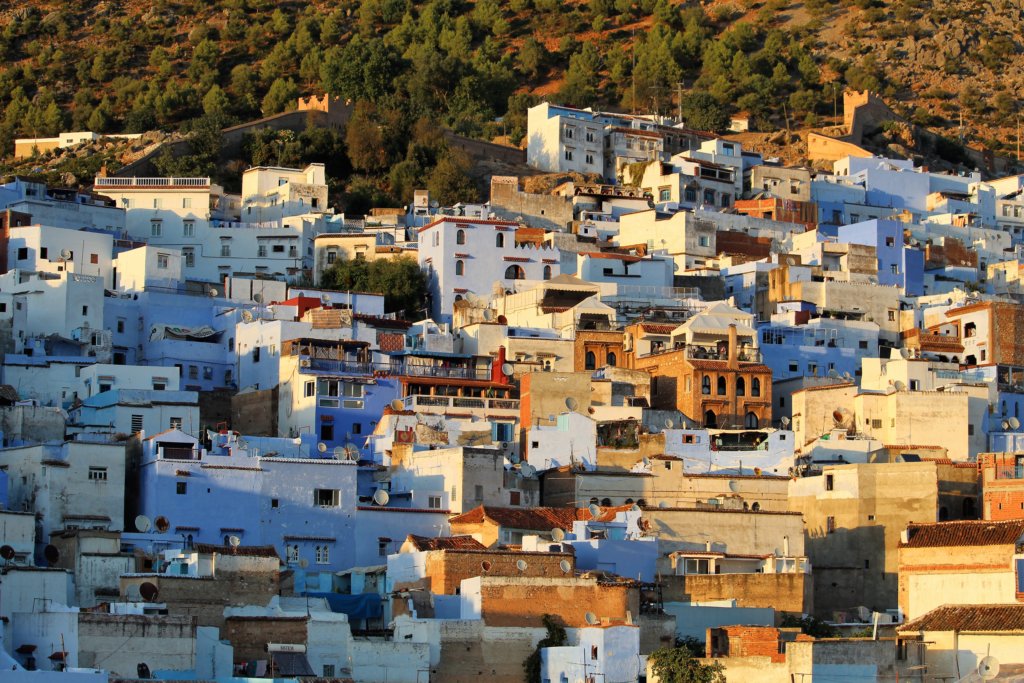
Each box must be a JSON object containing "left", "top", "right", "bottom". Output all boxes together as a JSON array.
[
  {"left": 223, "top": 615, "right": 308, "bottom": 663},
  {"left": 661, "top": 572, "right": 811, "bottom": 617},
  {"left": 231, "top": 386, "right": 278, "bottom": 436},
  {"left": 477, "top": 577, "right": 637, "bottom": 628},
  {"left": 423, "top": 550, "right": 575, "bottom": 595}
]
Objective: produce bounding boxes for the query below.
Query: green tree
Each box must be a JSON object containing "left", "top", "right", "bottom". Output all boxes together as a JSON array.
[
  {"left": 319, "top": 256, "right": 427, "bottom": 320},
  {"left": 262, "top": 77, "right": 298, "bottom": 115},
  {"left": 648, "top": 647, "right": 726, "bottom": 683},
  {"left": 559, "top": 41, "right": 602, "bottom": 107},
  {"left": 427, "top": 148, "right": 478, "bottom": 206},
  {"left": 523, "top": 615, "right": 568, "bottom": 683},
  {"left": 680, "top": 92, "right": 728, "bottom": 131},
  {"left": 202, "top": 84, "right": 230, "bottom": 116}
]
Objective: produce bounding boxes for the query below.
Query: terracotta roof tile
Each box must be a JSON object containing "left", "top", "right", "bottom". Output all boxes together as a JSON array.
[
  {"left": 687, "top": 359, "right": 771, "bottom": 371},
  {"left": 899, "top": 604, "right": 1024, "bottom": 633},
  {"left": 450, "top": 505, "right": 593, "bottom": 531},
  {"left": 404, "top": 534, "right": 487, "bottom": 551},
  {"left": 638, "top": 323, "right": 677, "bottom": 334},
  {"left": 899, "top": 520, "right": 1024, "bottom": 549}
]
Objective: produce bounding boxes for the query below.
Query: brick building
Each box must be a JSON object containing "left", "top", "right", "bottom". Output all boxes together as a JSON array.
[
  {"left": 574, "top": 329, "right": 625, "bottom": 371},
  {"left": 979, "top": 452, "right": 1024, "bottom": 520},
  {"left": 448, "top": 505, "right": 589, "bottom": 547}
]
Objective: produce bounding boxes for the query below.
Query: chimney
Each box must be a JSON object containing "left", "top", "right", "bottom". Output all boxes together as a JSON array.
[
  {"left": 727, "top": 324, "right": 739, "bottom": 370},
  {"left": 492, "top": 345, "right": 508, "bottom": 385}
]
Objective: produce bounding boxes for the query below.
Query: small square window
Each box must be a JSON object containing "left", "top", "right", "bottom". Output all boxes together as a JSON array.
[
  {"left": 90, "top": 253, "right": 98, "bottom": 265},
  {"left": 271, "top": 498, "right": 279, "bottom": 508},
  {"left": 176, "top": 481, "right": 187, "bottom": 495}
]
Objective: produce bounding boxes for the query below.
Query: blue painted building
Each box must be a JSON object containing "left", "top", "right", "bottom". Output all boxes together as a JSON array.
[
  {"left": 759, "top": 306, "right": 881, "bottom": 382},
  {"left": 837, "top": 219, "right": 925, "bottom": 295}
]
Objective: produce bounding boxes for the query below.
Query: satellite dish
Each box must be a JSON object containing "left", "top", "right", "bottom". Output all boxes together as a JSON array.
[
  {"left": 154, "top": 516, "right": 170, "bottom": 533},
  {"left": 551, "top": 527, "right": 566, "bottom": 542},
  {"left": 664, "top": 418, "right": 674, "bottom": 429},
  {"left": 520, "top": 463, "right": 536, "bottom": 478},
  {"left": 135, "top": 515, "right": 152, "bottom": 533},
  {"left": 516, "top": 559, "right": 528, "bottom": 571},
  {"left": 728, "top": 480, "right": 739, "bottom": 493},
  {"left": 228, "top": 535, "right": 241, "bottom": 547},
  {"left": 237, "top": 439, "right": 249, "bottom": 451},
  {"left": 827, "top": 369, "right": 840, "bottom": 379},
  {"left": 322, "top": 294, "right": 331, "bottom": 304},
  {"left": 843, "top": 372, "right": 853, "bottom": 381},
  {"left": 565, "top": 397, "right": 579, "bottom": 411},
  {"left": 317, "top": 442, "right": 327, "bottom": 453},
  {"left": 344, "top": 443, "right": 360, "bottom": 461},
  {"left": 332, "top": 446, "right": 345, "bottom": 460},
  {"left": 642, "top": 456, "right": 651, "bottom": 467},
  {"left": 559, "top": 559, "right": 571, "bottom": 573},
  {"left": 894, "top": 380, "right": 907, "bottom": 391},
  {"left": 209, "top": 288, "right": 219, "bottom": 297},
  {"left": 585, "top": 612, "right": 599, "bottom": 625},
  {"left": 241, "top": 310, "right": 254, "bottom": 323},
  {"left": 588, "top": 504, "right": 601, "bottom": 520},
  {"left": 43, "top": 545, "right": 60, "bottom": 565},
  {"left": 252, "top": 293, "right": 264, "bottom": 304},
  {"left": 979, "top": 656, "right": 1000, "bottom": 680},
  {"left": 139, "top": 581, "right": 159, "bottom": 601},
  {"left": 501, "top": 363, "right": 515, "bottom": 377},
  {"left": 1010, "top": 417, "right": 1021, "bottom": 430},
  {"left": 785, "top": 256, "right": 796, "bottom": 266},
  {"left": 898, "top": 347, "right": 911, "bottom": 359},
  {"left": 390, "top": 398, "right": 405, "bottom": 411},
  {"left": 372, "top": 489, "right": 390, "bottom": 506},
  {"left": 832, "top": 410, "right": 845, "bottom": 424},
  {"left": 781, "top": 416, "right": 791, "bottom": 427},
  {"left": 0, "top": 545, "right": 15, "bottom": 561},
  {"left": 60, "top": 248, "right": 73, "bottom": 260}
]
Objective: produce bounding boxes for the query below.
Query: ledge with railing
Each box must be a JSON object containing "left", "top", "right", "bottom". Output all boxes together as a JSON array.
[
  {"left": 95, "top": 177, "right": 210, "bottom": 188},
  {"left": 401, "top": 394, "right": 519, "bottom": 414},
  {"left": 637, "top": 343, "right": 763, "bottom": 363}
]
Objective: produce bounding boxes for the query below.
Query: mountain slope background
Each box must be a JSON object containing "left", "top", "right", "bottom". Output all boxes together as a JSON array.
[{"left": 0, "top": 0, "right": 1021, "bottom": 189}]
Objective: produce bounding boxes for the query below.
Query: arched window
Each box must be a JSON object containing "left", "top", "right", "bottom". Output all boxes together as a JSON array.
[
  {"left": 456, "top": 229, "right": 466, "bottom": 245},
  {"left": 751, "top": 378, "right": 761, "bottom": 397},
  {"left": 702, "top": 376, "right": 711, "bottom": 395},
  {"left": 504, "top": 265, "right": 525, "bottom": 280},
  {"left": 964, "top": 322, "right": 977, "bottom": 338},
  {"left": 455, "top": 259, "right": 465, "bottom": 276},
  {"left": 496, "top": 232, "right": 505, "bottom": 248},
  {"left": 745, "top": 411, "right": 759, "bottom": 429},
  {"left": 751, "top": 502, "right": 760, "bottom": 512},
  {"left": 717, "top": 376, "right": 726, "bottom": 395},
  {"left": 607, "top": 352, "right": 617, "bottom": 367},
  {"left": 736, "top": 377, "right": 746, "bottom": 396},
  {"left": 543, "top": 265, "right": 552, "bottom": 280},
  {"left": 454, "top": 294, "right": 463, "bottom": 302},
  {"left": 704, "top": 410, "right": 717, "bottom": 428},
  {"left": 186, "top": 534, "right": 194, "bottom": 549},
  {"left": 585, "top": 351, "right": 596, "bottom": 370}
]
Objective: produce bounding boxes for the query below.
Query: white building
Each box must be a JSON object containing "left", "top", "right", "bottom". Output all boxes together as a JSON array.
[
  {"left": 240, "top": 164, "right": 329, "bottom": 224},
  {"left": 615, "top": 209, "right": 717, "bottom": 271},
  {"left": 418, "top": 217, "right": 560, "bottom": 323},
  {"left": 113, "top": 245, "right": 183, "bottom": 292},
  {"left": 0, "top": 269, "right": 108, "bottom": 356},
  {"left": 5, "top": 224, "right": 115, "bottom": 286}
]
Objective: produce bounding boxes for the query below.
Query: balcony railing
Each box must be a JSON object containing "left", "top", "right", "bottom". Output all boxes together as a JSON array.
[
  {"left": 401, "top": 395, "right": 519, "bottom": 413},
  {"left": 301, "top": 358, "right": 493, "bottom": 381},
  {"left": 95, "top": 177, "right": 210, "bottom": 188},
  {"left": 160, "top": 447, "right": 199, "bottom": 460},
  {"left": 305, "top": 359, "right": 374, "bottom": 375}
]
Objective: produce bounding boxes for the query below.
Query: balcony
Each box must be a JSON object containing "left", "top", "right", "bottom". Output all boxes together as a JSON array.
[
  {"left": 159, "top": 446, "right": 199, "bottom": 461},
  {"left": 95, "top": 177, "right": 210, "bottom": 188},
  {"left": 303, "top": 358, "right": 375, "bottom": 375},
  {"left": 401, "top": 394, "right": 519, "bottom": 417},
  {"left": 392, "top": 363, "right": 492, "bottom": 381}
]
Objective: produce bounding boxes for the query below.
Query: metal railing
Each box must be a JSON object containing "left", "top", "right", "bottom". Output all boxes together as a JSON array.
[
  {"left": 95, "top": 177, "right": 209, "bottom": 188},
  {"left": 402, "top": 395, "right": 519, "bottom": 412}
]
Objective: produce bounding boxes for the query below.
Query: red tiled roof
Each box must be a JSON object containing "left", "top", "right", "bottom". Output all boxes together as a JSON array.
[
  {"left": 899, "top": 604, "right": 1024, "bottom": 633},
  {"left": 404, "top": 534, "right": 487, "bottom": 551},
  {"left": 419, "top": 216, "right": 518, "bottom": 233},
  {"left": 899, "top": 520, "right": 1024, "bottom": 548},
  {"left": 638, "top": 323, "right": 677, "bottom": 334},
  {"left": 450, "top": 505, "right": 591, "bottom": 531},
  {"left": 687, "top": 359, "right": 771, "bottom": 371}
]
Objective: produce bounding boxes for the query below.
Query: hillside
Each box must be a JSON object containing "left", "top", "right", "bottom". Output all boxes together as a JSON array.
[{"left": 0, "top": 0, "right": 1021, "bottom": 181}]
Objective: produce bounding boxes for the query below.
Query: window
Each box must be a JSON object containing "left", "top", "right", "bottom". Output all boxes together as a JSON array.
[
  {"left": 153, "top": 199, "right": 162, "bottom": 209},
  {"left": 16, "top": 247, "right": 27, "bottom": 261},
  {"left": 887, "top": 310, "right": 897, "bottom": 322},
  {"left": 455, "top": 259, "right": 465, "bottom": 276},
  {"left": 699, "top": 235, "right": 710, "bottom": 247},
  {"left": 183, "top": 198, "right": 192, "bottom": 209},
  {"left": 183, "top": 248, "right": 195, "bottom": 268},
  {"left": 685, "top": 188, "right": 697, "bottom": 203},
  {"left": 736, "top": 377, "right": 745, "bottom": 396},
  {"left": 789, "top": 362, "right": 798, "bottom": 373},
  {"left": 151, "top": 220, "right": 162, "bottom": 237},
  {"left": 315, "top": 489, "right": 340, "bottom": 507},
  {"left": 585, "top": 351, "right": 596, "bottom": 370},
  {"left": 456, "top": 229, "right": 466, "bottom": 245},
  {"left": 305, "top": 380, "right": 315, "bottom": 397},
  {"left": 826, "top": 516, "right": 836, "bottom": 533},
  {"left": 253, "top": 347, "right": 261, "bottom": 362},
  {"left": 169, "top": 417, "right": 182, "bottom": 429},
  {"left": 257, "top": 245, "right": 267, "bottom": 257},
  {"left": 157, "top": 253, "right": 169, "bottom": 269},
  {"left": 702, "top": 375, "right": 711, "bottom": 395},
  {"left": 116, "top": 319, "right": 125, "bottom": 333},
  {"left": 183, "top": 220, "right": 195, "bottom": 237},
  {"left": 131, "top": 414, "right": 144, "bottom": 433},
  {"left": 315, "top": 545, "right": 330, "bottom": 564},
  {"left": 220, "top": 243, "right": 230, "bottom": 257},
  {"left": 496, "top": 232, "right": 505, "bottom": 248},
  {"left": 717, "top": 376, "right": 726, "bottom": 395},
  {"left": 859, "top": 340, "right": 868, "bottom": 349},
  {"left": 885, "top": 236, "right": 895, "bottom": 247},
  {"left": 428, "top": 495, "right": 442, "bottom": 509},
  {"left": 607, "top": 352, "right": 616, "bottom": 367},
  {"left": 825, "top": 474, "right": 834, "bottom": 491},
  {"left": 320, "top": 423, "right": 334, "bottom": 441},
  {"left": 564, "top": 126, "right": 574, "bottom": 139},
  {"left": 88, "top": 466, "right": 107, "bottom": 481},
  {"left": 176, "top": 481, "right": 187, "bottom": 495},
  {"left": 704, "top": 189, "right": 716, "bottom": 205},
  {"left": 378, "top": 540, "right": 388, "bottom": 557},
  {"left": 564, "top": 149, "right": 573, "bottom": 161},
  {"left": 188, "top": 365, "right": 198, "bottom": 380},
  {"left": 751, "top": 378, "right": 761, "bottom": 397},
  {"left": 509, "top": 490, "right": 521, "bottom": 506},
  {"left": 891, "top": 264, "right": 899, "bottom": 275},
  {"left": 287, "top": 545, "right": 299, "bottom": 562},
  {"left": 684, "top": 558, "right": 710, "bottom": 575},
  {"left": 543, "top": 265, "right": 552, "bottom": 280},
  {"left": 82, "top": 305, "right": 89, "bottom": 315},
  {"left": 585, "top": 153, "right": 594, "bottom": 165},
  {"left": 659, "top": 187, "right": 671, "bottom": 201},
  {"left": 40, "top": 247, "right": 48, "bottom": 259},
  {"left": 504, "top": 265, "right": 525, "bottom": 279},
  {"left": 271, "top": 498, "right": 279, "bottom": 508}
]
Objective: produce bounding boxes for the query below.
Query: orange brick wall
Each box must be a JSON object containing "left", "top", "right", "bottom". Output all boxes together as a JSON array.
[
  {"left": 478, "top": 580, "right": 637, "bottom": 628},
  {"left": 979, "top": 453, "right": 1024, "bottom": 520},
  {"left": 708, "top": 626, "right": 786, "bottom": 663},
  {"left": 574, "top": 330, "right": 625, "bottom": 372},
  {"left": 425, "top": 551, "right": 575, "bottom": 594}
]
